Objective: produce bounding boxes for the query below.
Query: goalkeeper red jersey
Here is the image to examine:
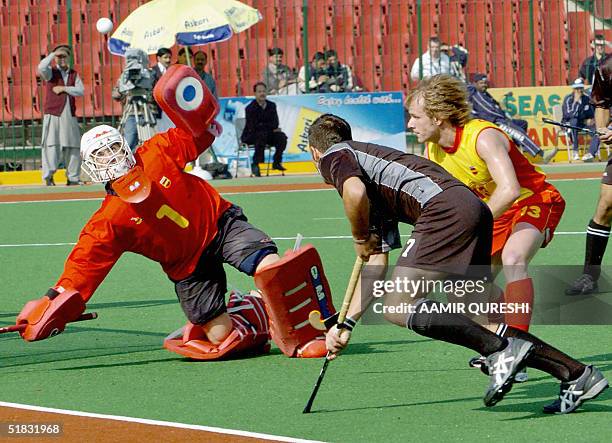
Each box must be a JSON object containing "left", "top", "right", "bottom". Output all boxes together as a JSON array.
[{"left": 56, "top": 128, "right": 231, "bottom": 301}]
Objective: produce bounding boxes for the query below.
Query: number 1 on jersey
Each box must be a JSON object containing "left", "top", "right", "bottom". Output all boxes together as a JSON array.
[{"left": 156, "top": 204, "right": 189, "bottom": 228}]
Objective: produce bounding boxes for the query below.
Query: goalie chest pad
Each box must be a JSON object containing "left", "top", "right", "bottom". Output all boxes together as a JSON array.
[{"left": 254, "top": 245, "right": 336, "bottom": 357}]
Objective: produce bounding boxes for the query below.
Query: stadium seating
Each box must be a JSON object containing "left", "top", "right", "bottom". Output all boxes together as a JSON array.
[
  {"left": 0, "top": 0, "right": 609, "bottom": 123},
  {"left": 566, "top": 11, "right": 594, "bottom": 78}
]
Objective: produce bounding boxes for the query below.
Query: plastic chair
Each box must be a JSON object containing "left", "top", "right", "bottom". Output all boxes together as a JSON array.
[{"left": 233, "top": 117, "right": 278, "bottom": 178}]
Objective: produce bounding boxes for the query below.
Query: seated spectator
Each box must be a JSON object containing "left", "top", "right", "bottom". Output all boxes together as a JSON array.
[
  {"left": 262, "top": 47, "right": 297, "bottom": 95},
  {"left": 467, "top": 73, "right": 558, "bottom": 163},
  {"left": 298, "top": 52, "right": 331, "bottom": 93},
  {"left": 410, "top": 36, "right": 451, "bottom": 81},
  {"left": 241, "top": 82, "right": 287, "bottom": 176},
  {"left": 177, "top": 47, "right": 194, "bottom": 65},
  {"left": 194, "top": 50, "right": 218, "bottom": 98},
  {"left": 325, "top": 49, "right": 354, "bottom": 92},
  {"left": 441, "top": 43, "right": 469, "bottom": 82},
  {"left": 562, "top": 78, "right": 599, "bottom": 161},
  {"left": 579, "top": 35, "right": 609, "bottom": 85}
]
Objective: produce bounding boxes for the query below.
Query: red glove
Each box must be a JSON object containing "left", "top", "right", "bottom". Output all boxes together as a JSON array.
[{"left": 16, "top": 287, "right": 86, "bottom": 341}]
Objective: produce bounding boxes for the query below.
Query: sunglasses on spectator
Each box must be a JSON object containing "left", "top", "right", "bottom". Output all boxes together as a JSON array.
[{"left": 55, "top": 54, "right": 68, "bottom": 59}]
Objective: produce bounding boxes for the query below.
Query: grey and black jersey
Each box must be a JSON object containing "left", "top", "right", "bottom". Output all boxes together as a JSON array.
[{"left": 319, "top": 140, "right": 466, "bottom": 225}]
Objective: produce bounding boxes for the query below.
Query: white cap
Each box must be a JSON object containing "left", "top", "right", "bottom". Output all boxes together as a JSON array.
[{"left": 571, "top": 78, "right": 585, "bottom": 89}]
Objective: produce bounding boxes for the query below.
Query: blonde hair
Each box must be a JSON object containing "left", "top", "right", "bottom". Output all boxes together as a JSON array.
[{"left": 406, "top": 74, "right": 472, "bottom": 127}]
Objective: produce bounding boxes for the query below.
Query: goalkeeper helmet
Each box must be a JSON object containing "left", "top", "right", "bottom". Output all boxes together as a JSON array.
[{"left": 80, "top": 125, "right": 135, "bottom": 183}]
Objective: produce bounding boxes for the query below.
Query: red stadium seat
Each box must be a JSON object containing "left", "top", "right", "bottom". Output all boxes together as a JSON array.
[
  {"left": 566, "top": 11, "right": 594, "bottom": 79},
  {"left": 22, "top": 24, "right": 50, "bottom": 46},
  {"left": 6, "top": 83, "right": 42, "bottom": 120},
  {"left": 0, "top": 26, "right": 21, "bottom": 48},
  {"left": 438, "top": 0, "right": 466, "bottom": 45},
  {"left": 95, "top": 84, "right": 122, "bottom": 117},
  {"left": 7, "top": 67, "right": 39, "bottom": 86},
  {"left": 464, "top": 0, "right": 490, "bottom": 79},
  {"left": 15, "top": 46, "right": 46, "bottom": 69},
  {"left": 97, "top": 64, "right": 122, "bottom": 87},
  {"left": 2, "top": 5, "right": 28, "bottom": 28}
]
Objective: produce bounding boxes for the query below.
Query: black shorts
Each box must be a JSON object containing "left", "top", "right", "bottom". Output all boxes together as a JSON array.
[
  {"left": 369, "top": 211, "right": 402, "bottom": 254},
  {"left": 174, "top": 205, "right": 277, "bottom": 325},
  {"left": 603, "top": 155, "right": 612, "bottom": 185},
  {"left": 396, "top": 186, "right": 493, "bottom": 278}
]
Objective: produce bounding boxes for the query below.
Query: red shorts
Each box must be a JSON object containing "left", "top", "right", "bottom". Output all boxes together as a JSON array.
[{"left": 491, "top": 186, "right": 565, "bottom": 256}]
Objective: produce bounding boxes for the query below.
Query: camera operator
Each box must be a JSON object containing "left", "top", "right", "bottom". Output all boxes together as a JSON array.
[{"left": 112, "top": 48, "right": 157, "bottom": 151}]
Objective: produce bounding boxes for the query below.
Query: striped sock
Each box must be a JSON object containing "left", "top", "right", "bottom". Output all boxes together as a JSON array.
[{"left": 584, "top": 219, "right": 610, "bottom": 280}]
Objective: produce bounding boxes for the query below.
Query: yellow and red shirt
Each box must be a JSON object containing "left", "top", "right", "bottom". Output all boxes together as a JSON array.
[
  {"left": 425, "top": 119, "right": 548, "bottom": 203},
  {"left": 56, "top": 128, "right": 231, "bottom": 301}
]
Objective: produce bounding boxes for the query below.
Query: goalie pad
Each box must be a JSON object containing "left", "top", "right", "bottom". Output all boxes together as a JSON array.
[
  {"left": 153, "top": 65, "right": 219, "bottom": 141},
  {"left": 163, "top": 291, "right": 270, "bottom": 360},
  {"left": 16, "top": 287, "right": 86, "bottom": 342},
  {"left": 254, "top": 245, "right": 335, "bottom": 358}
]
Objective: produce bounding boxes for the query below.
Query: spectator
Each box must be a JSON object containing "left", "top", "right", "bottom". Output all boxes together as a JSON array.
[
  {"left": 441, "top": 43, "right": 469, "bottom": 82},
  {"left": 467, "top": 73, "right": 557, "bottom": 163},
  {"left": 325, "top": 49, "right": 354, "bottom": 92},
  {"left": 410, "top": 36, "right": 451, "bottom": 81},
  {"left": 241, "top": 82, "right": 287, "bottom": 176},
  {"left": 298, "top": 52, "right": 331, "bottom": 93},
  {"left": 38, "top": 45, "right": 84, "bottom": 186},
  {"left": 151, "top": 47, "right": 174, "bottom": 133},
  {"left": 562, "top": 78, "right": 598, "bottom": 161},
  {"left": 194, "top": 50, "right": 218, "bottom": 98},
  {"left": 262, "top": 47, "right": 296, "bottom": 95},
  {"left": 579, "top": 35, "right": 609, "bottom": 85},
  {"left": 177, "top": 47, "right": 194, "bottom": 65},
  {"left": 151, "top": 47, "right": 172, "bottom": 83}
]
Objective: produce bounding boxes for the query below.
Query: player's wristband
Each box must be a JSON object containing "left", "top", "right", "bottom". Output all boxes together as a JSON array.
[{"left": 339, "top": 316, "right": 357, "bottom": 331}]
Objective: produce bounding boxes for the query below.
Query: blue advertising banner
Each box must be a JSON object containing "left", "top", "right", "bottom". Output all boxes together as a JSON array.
[{"left": 211, "top": 91, "right": 407, "bottom": 162}]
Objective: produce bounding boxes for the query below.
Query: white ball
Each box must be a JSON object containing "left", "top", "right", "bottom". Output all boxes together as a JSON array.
[{"left": 96, "top": 17, "right": 113, "bottom": 34}]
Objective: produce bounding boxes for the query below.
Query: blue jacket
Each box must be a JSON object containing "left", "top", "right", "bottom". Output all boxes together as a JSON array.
[
  {"left": 561, "top": 93, "right": 595, "bottom": 123},
  {"left": 467, "top": 85, "right": 507, "bottom": 124}
]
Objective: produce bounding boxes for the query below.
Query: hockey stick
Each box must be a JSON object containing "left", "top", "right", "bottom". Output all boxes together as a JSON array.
[
  {"left": 0, "top": 312, "right": 98, "bottom": 334},
  {"left": 541, "top": 118, "right": 599, "bottom": 137},
  {"left": 303, "top": 257, "right": 364, "bottom": 414}
]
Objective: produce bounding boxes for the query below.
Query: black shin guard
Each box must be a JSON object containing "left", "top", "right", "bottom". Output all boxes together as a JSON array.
[
  {"left": 584, "top": 219, "right": 610, "bottom": 280},
  {"left": 498, "top": 324, "right": 585, "bottom": 381},
  {"left": 406, "top": 299, "right": 507, "bottom": 356}
]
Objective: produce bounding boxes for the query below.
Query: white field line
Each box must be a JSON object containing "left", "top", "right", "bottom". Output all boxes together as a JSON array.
[
  {"left": 0, "top": 231, "right": 587, "bottom": 248},
  {"left": 0, "top": 401, "right": 320, "bottom": 443}
]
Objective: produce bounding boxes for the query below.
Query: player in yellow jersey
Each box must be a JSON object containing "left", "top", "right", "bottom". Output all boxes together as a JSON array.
[{"left": 406, "top": 75, "right": 566, "bottom": 382}]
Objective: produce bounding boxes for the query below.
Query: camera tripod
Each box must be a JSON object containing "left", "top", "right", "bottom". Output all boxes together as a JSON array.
[{"left": 118, "top": 94, "right": 157, "bottom": 148}]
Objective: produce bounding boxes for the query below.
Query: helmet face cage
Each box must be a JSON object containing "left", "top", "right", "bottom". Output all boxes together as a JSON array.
[{"left": 81, "top": 135, "right": 136, "bottom": 183}]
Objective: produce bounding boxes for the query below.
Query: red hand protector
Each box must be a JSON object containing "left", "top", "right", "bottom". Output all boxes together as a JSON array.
[
  {"left": 16, "top": 288, "right": 86, "bottom": 341},
  {"left": 153, "top": 65, "right": 219, "bottom": 140}
]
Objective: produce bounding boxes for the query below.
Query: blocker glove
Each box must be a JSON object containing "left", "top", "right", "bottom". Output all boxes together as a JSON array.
[{"left": 16, "top": 287, "right": 86, "bottom": 341}]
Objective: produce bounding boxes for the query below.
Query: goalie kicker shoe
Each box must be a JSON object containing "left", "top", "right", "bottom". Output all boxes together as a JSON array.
[
  {"left": 483, "top": 338, "right": 534, "bottom": 407},
  {"left": 543, "top": 365, "right": 609, "bottom": 414},
  {"left": 469, "top": 356, "right": 529, "bottom": 382}
]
